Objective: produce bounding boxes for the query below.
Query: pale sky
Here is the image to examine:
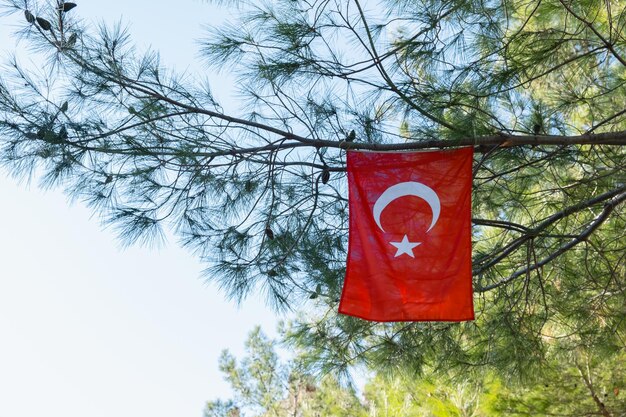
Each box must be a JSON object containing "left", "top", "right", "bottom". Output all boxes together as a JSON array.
[{"left": 0, "top": 2, "right": 282, "bottom": 416}]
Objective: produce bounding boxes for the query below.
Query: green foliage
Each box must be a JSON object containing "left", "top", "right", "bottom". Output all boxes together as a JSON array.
[
  {"left": 0, "top": 0, "right": 624, "bottom": 384},
  {"left": 205, "top": 327, "right": 367, "bottom": 417},
  {"left": 484, "top": 350, "right": 626, "bottom": 416},
  {"left": 210, "top": 327, "right": 626, "bottom": 416}
]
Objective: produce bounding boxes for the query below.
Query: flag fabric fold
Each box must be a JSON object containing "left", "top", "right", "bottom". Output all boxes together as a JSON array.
[{"left": 339, "top": 147, "right": 474, "bottom": 322}]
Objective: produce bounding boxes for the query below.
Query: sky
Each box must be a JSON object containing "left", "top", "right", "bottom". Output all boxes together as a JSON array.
[{"left": 0, "top": 2, "right": 283, "bottom": 416}]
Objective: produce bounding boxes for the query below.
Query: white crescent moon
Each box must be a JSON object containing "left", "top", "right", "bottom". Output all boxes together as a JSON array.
[{"left": 372, "top": 182, "right": 440, "bottom": 233}]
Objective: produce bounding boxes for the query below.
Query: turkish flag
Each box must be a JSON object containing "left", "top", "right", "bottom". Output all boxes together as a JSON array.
[{"left": 339, "top": 148, "right": 474, "bottom": 322}]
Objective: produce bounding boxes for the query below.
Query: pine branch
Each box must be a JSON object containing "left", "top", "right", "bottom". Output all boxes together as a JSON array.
[
  {"left": 558, "top": 0, "right": 626, "bottom": 68},
  {"left": 474, "top": 185, "right": 626, "bottom": 277},
  {"left": 477, "top": 190, "right": 626, "bottom": 292}
]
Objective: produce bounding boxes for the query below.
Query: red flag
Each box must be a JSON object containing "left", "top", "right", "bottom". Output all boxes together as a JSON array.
[{"left": 339, "top": 147, "right": 474, "bottom": 322}]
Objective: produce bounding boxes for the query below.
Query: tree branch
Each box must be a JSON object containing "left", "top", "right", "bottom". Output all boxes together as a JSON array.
[{"left": 477, "top": 190, "right": 626, "bottom": 292}]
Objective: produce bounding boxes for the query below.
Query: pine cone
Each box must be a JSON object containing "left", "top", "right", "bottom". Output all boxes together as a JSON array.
[
  {"left": 36, "top": 17, "right": 52, "bottom": 31},
  {"left": 24, "top": 10, "right": 35, "bottom": 24},
  {"left": 62, "top": 2, "right": 78, "bottom": 12},
  {"left": 321, "top": 168, "right": 330, "bottom": 184}
]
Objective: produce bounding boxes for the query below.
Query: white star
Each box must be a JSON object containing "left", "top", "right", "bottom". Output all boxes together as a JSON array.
[{"left": 389, "top": 235, "right": 421, "bottom": 258}]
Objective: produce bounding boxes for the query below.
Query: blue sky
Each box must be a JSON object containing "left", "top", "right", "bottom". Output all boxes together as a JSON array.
[{"left": 0, "top": 2, "right": 281, "bottom": 416}]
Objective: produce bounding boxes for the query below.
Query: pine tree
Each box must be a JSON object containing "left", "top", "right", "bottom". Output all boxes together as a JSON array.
[
  {"left": 0, "top": 0, "right": 624, "bottom": 377},
  {"left": 208, "top": 328, "right": 626, "bottom": 417},
  {"left": 205, "top": 327, "right": 367, "bottom": 417}
]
